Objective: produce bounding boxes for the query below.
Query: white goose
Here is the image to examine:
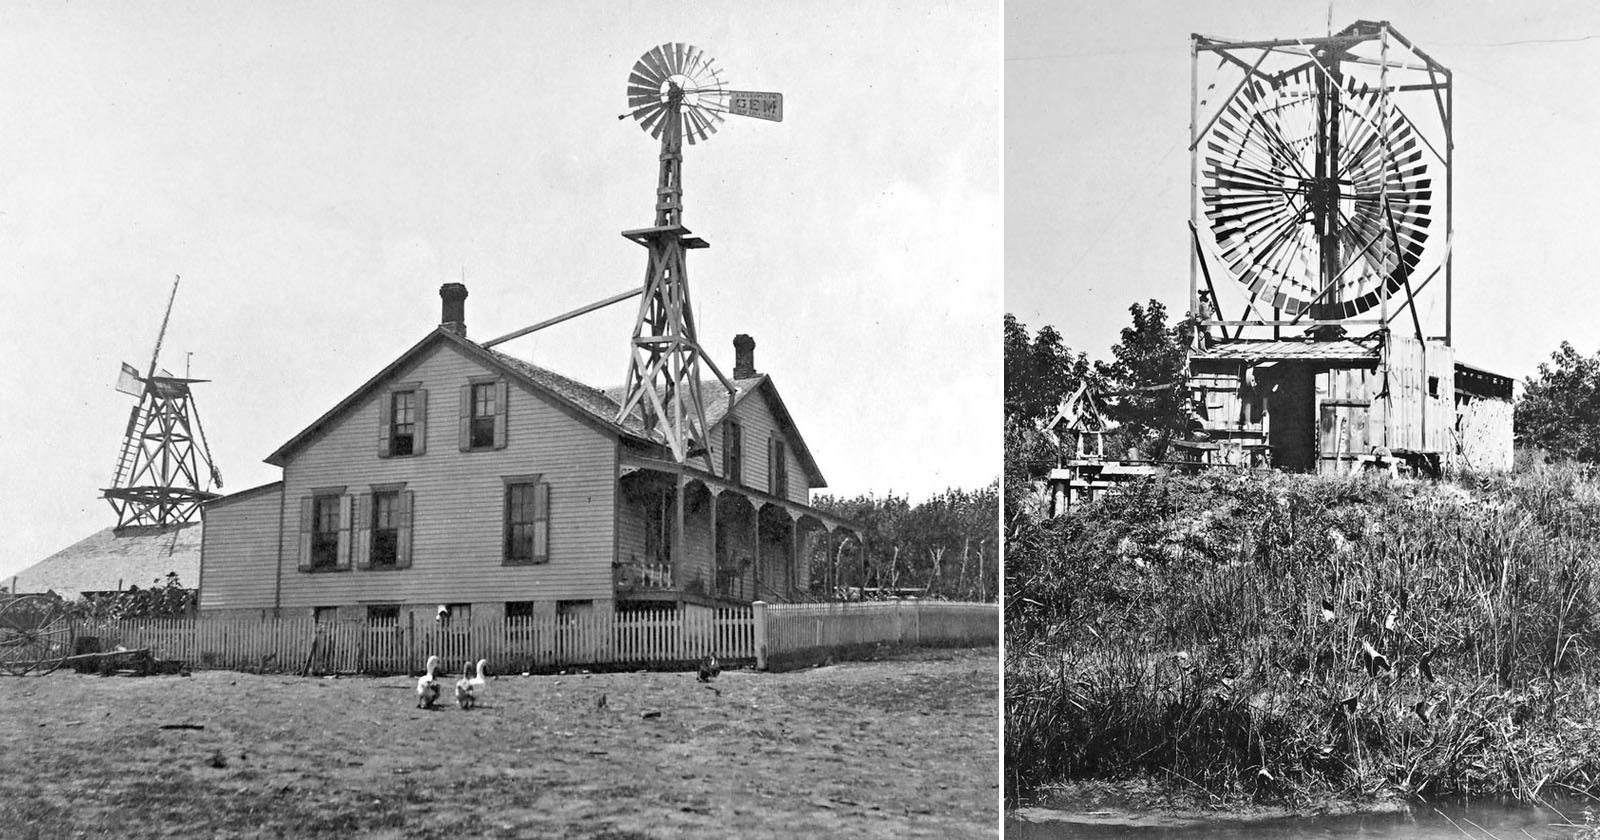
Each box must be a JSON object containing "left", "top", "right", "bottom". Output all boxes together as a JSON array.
[
  {"left": 466, "top": 659, "right": 488, "bottom": 702},
  {"left": 454, "top": 660, "right": 476, "bottom": 710},
  {"left": 415, "top": 655, "right": 442, "bottom": 709}
]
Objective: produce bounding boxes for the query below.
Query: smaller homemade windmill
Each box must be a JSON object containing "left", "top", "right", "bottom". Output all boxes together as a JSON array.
[{"left": 102, "top": 276, "right": 223, "bottom": 530}]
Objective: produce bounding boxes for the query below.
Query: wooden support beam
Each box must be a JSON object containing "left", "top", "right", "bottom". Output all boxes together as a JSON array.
[{"left": 481, "top": 288, "right": 645, "bottom": 348}]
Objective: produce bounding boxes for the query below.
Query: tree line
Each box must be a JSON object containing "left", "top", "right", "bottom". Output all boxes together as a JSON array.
[
  {"left": 1005, "top": 299, "right": 1600, "bottom": 521},
  {"left": 808, "top": 484, "right": 998, "bottom": 602}
]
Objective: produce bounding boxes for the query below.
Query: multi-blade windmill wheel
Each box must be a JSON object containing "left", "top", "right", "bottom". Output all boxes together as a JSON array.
[
  {"left": 625, "top": 43, "right": 728, "bottom": 145},
  {"left": 1202, "top": 65, "right": 1433, "bottom": 321}
]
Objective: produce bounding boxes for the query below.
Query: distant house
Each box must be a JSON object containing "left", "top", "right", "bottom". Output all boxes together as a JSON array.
[{"left": 199, "top": 284, "right": 858, "bottom": 627}]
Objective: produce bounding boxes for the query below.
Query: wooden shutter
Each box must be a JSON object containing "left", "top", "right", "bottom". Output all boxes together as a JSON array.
[
  {"left": 336, "top": 494, "right": 354, "bottom": 568},
  {"left": 396, "top": 490, "right": 414, "bottom": 569},
  {"left": 768, "top": 438, "right": 777, "bottom": 495},
  {"left": 414, "top": 389, "right": 428, "bottom": 455},
  {"left": 458, "top": 384, "right": 472, "bottom": 451},
  {"left": 353, "top": 493, "right": 372, "bottom": 570},
  {"left": 493, "top": 380, "right": 509, "bottom": 449},
  {"left": 534, "top": 482, "right": 550, "bottom": 563},
  {"left": 297, "top": 496, "right": 314, "bottom": 571},
  {"left": 378, "top": 392, "right": 393, "bottom": 458}
]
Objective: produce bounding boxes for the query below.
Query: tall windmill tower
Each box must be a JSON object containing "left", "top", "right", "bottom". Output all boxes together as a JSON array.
[
  {"left": 1185, "top": 22, "right": 1462, "bottom": 474},
  {"left": 613, "top": 43, "right": 783, "bottom": 469},
  {"left": 102, "top": 277, "right": 223, "bottom": 530}
]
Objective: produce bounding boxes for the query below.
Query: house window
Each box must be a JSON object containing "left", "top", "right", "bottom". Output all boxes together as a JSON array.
[
  {"left": 371, "top": 491, "right": 400, "bottom": 567},
  {"left": 505, "top": 479, "right": 550, "bottom": 564},
  {"left": 379, "top": 385, "right": 427, "bottom": 458},
  {"left": 390, "top": 391, "right": 416, "bottom": 455},
  {"left": 770, "top": 437, "right": 788, "bottom": 497},
  {"left": 724, "top": 420, "right": 743, "bottom": 483},
  {"left": 1428, "top": 376, "right": 1441, "bottom": 398},
  {"left": 311, "top": 494, "right": 342, "bottom": 569},
  {"left": 505, "top": 601, "right": 535, "bottom": 620},
  {"left": 313, "top": 606, "right": 339, "bottom": 624},
  {"left": 367, "top": 605, "right": 399, "bottom": 626},
  {"left": 471, "top": 383, "right": 497, "bottom": 449}
]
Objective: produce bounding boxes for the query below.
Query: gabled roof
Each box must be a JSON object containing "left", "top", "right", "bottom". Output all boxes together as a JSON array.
[
  {"left": 602, "top": 373, "right": 827, "bottom": 487},
  {"left": 266, "top": 328, "right": 652, "bottom": 466},
  {"left": 202, "top": 480, "right": 284, "bottom": 509},
  {"left": 263, "top": 328, "right": 827, "bottom": 487},
  {"left": 8, "top": 523, "right": 201, "bottom": 599}
]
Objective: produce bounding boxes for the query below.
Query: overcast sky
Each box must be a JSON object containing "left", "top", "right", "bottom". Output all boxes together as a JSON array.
[
  {"left": 1008, "top": 0, "right": 1600, "bottom": 378},
  {"left": 0, "top": 0, "right": 1000, "bottom": 581}
]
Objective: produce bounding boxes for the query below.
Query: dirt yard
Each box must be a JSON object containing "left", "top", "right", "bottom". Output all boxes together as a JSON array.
[{"left": 0, "top": 646, "right": 996, "bottom": 839}]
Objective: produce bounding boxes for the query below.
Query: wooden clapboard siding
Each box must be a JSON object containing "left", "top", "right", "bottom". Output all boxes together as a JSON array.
[
  {"left": 275, "top": 341, "right": 616, "bottom": 610},
  {"left": 199, "top": 483, "right": 284, "bottom": 610},
  {"left": 710, "top": 385, "right": 810, "bottom": 502}
]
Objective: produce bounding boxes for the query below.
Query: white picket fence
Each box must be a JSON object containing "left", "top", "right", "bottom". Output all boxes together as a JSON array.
[
  {"left": 755, "top": 600, "right": 997, "bottom": 669},
  {"left": 65, "top": 600, "right": 995, "bottom": 675},
  {"left": 70, "top": 606, "right": 754, "bottom": 676}
]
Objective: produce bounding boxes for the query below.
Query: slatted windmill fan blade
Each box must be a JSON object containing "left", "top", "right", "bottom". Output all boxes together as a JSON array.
[
  {"left": 1199, "top": 58, "right": 1436, "bottom": 321},
  {"left": 625, "top": 42, "right": 729, "bottom": 145}
]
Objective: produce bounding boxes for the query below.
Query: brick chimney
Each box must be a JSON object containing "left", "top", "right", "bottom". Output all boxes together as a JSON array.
[
  {"left": 733, "top": 334, "right": 757, "bottom": 378},
  {"left": 439, "top": 283, "right": 468, "bottom": 336}
]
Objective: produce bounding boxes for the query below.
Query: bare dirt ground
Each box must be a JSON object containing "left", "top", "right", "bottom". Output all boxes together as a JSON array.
[{"left": 0, "top": 646, "right": 996, "bottom": 839}]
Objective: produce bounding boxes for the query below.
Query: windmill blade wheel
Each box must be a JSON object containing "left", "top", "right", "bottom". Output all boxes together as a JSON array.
[
  {"left": 626, "top": 42, "right": 728, "bottom": 144},
  {"left": 0, "top": 595, "right": 76, "bottom": 676}
]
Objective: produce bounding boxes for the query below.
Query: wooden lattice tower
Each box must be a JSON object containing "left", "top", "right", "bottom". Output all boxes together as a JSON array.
[
  {"left": 102, "top": 277, "right": 223, "bottom": 530},
  {"left": 614, "top": 43, "right": 783, "bottom": 467}
]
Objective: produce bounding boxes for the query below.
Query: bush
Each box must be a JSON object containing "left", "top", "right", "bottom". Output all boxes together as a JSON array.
[{"left": 1006, "top": 467, "right": 1600, "bottom": 805}]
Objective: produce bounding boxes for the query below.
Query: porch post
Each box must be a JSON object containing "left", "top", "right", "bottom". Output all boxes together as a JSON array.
[
  {"left": 709, "top": 489, "right": 721, "bottom": 599},
  {"left": 752, "top": 503, "right": 761, "bottom": 602},
  {"left": 789, "top": 514, "right": 800, "bottom": 599},
  {"left": 752, "top": 600, "right": 768, "bottom": 670},
  {"left": 673, "top": 474, "right": 686, "bottom": 608}
]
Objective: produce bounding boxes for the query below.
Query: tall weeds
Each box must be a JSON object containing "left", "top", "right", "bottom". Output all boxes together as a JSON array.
[{"left": 1006, "top": 466, "right": 1600, "bottom": 804}]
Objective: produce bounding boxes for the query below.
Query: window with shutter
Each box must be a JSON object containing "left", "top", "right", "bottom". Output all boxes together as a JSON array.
[
  {"left": 380, "top": 385, "right": 427, "bottom": 457},
  {"left": 371, "top": 491, "right": 400, "bottom": 568},
  {"left": 471, "top": 383, "right": 496, "bottom": 448},
  {"left": 462, "top": 379, "right": 507, "bottom": 451},
  {"left": 310, "top": 494, "right": 341, "bottom": 569},
  {"left": 504, "top": 476, "right": 550, "bottom": 565}
]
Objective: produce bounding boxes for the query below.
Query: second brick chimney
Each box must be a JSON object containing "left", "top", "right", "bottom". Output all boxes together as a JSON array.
[
  {"left": 440, "top": 283, "right": 468, "bottom": 337},
  {"left": 733, "top": 334, "right": 757, "bottom": 378}
]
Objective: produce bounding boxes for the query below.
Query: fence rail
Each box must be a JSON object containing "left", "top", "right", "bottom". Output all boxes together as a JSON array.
[
  {"left": 755, "top": 600, "right": 998, "bottom": 669},
  {"left": 70, "top": 606, "right": 755, "bottom": 676},
  {"left": 64, "top": 600, "right": 994, "bottom": 676}
]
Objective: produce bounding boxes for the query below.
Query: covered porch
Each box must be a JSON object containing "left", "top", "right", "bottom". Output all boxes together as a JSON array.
[{"left": 611, "top": 454, "right": 861, "bottom": 607}]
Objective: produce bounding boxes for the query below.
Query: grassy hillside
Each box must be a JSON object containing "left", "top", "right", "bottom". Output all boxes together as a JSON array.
[{"left": 1005, "top": 467, "right": 1600, "bottom": 806}]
